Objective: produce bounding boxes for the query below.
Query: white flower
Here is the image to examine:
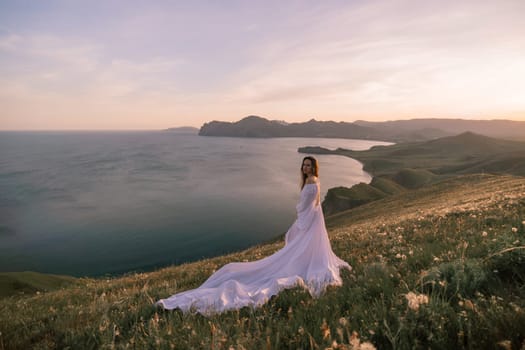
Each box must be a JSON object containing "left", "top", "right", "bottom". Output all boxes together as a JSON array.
[{"left": 482, "top": 231, "right": 488, "bottom": 237}]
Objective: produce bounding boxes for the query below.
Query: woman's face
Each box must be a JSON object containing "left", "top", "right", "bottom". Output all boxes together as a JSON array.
[{"left": 302, "top": 159, "right": 313, "bottom": 176}]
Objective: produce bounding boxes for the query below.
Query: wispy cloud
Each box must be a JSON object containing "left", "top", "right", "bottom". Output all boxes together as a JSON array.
[
  {"left": 0, "top": 0, "right": 524, "bottom": 129},
  {"left": 223, "top": 0, "right": 525, "bottom": 119}
]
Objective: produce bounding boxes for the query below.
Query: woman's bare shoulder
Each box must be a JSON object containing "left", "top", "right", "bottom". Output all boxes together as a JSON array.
[{"left": 305, "top": 176, "right": 319, "bottom": 184}]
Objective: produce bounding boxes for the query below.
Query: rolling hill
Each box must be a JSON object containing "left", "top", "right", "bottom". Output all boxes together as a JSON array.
[
  {"left": 301, "top": 132, "right": 525, "bottom": 177},
  {"left": 303, "top": 132, "right": 525, "bottom": 214}
]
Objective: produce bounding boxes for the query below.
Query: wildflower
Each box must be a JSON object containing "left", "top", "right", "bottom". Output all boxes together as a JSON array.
[
  {"left": 511, "top": 227, "right": 518, "bottom": 233},
  {"left": 405, "top": 292, "right": 429, "bottom": 311},
  {"left": 320, "top": 319, "right": 331, "bottom": 339},
  {"left": 349, "top": 331, "right": 360, "bottom": 349},
  {"left": 509, "top": 302, "right": 522, "bottom": 313},
  {"left": 464, "top": 299, "right": 475, "bottom": 311},
  {"left": 482, "top": 231, "right": 488, "bottom": 237},
  {"left": 360, "top": 342, "right": 377, "bottom": 350},
  {"left": 497, "top": 340, "right": 512, "bottom": 350}
]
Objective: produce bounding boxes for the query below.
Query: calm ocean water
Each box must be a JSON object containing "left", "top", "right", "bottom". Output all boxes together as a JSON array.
[{"left": 0, "top": 132, "right": 390, "bottom": 277}]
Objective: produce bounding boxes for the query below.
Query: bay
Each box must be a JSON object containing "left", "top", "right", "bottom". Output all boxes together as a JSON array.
[{"left": 0, "top": 132, "right": 390, "bottom": 276}]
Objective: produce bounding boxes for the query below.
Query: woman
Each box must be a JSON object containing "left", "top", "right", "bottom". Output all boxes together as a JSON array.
[{"left": 156, "top": 156, "right": 351, "bottom": 314}]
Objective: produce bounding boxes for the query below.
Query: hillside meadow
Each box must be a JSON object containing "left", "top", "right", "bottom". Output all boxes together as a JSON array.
[
  {"left": 314, "top": 132, "right": 525, "bottom": 215},
  {"left": 1, "top": 174, "right": 525, "bottom": 349}
]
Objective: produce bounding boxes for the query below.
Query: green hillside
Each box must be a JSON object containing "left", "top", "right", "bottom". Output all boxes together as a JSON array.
[
  {"left": 368, "top": 176, "right": 406, "bottom": 195},
  {"left": 322, "top": 183, "right": 388, "bottom": 215},
  {"left": 321, "top": 168, "right": 441, "bottom": 215},
  {"left": 391, "top": 168, "right": 438, "bottom": 189},
  {"left": 0, "top": 271, "right": 77, "bottom": 298},
  {"left": 322, "top": 176, "right": 407, "bottom": 215},
  {"left": 1, "top": 174, "right": 524, "bottom": 349},
  {"left": 301, "top": 132, "right": 525, "bottom": 177},
  {"left": 307, "top": 132, "right": 525, "bottom": 214}
]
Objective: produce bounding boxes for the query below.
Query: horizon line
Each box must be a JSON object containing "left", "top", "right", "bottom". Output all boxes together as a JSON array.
[{"left": 2, "top": 116, "right": 525, "bottom": 132}]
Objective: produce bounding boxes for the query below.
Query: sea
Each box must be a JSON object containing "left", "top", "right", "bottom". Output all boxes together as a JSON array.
[{"left": 0, "top": 132, "right": 390, "bottom": 277}]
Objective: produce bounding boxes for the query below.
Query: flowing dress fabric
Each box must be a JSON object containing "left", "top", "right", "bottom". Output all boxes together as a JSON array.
[{"left": 156, "top": 183, "right": 351, "bottom": 314}]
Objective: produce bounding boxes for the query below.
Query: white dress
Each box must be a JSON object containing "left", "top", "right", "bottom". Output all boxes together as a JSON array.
[{"left": 156, "top": 182, "right": 351, "bottom": 314}]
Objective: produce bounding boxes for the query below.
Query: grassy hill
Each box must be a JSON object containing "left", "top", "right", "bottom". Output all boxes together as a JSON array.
[
  {"left": 1, "top": 174, "right": 524, "bottom": 349},
  {"left": 377, "top": 132, "right": 524, "bottom": 176},
  {"left": 306, "top": 132, "right": 525, "bottom": 214},
  {"left": 301, "top": 132, "right": 525, "bottom": 177},
  {"left": 0, "top": 271, "right": 77, "bottom": 298},
  {"left": 322, "top": 177, "right": 406, "bottom": 215}
]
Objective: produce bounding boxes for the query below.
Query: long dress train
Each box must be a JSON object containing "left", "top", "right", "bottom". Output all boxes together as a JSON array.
[{"left": 156, "top": 183, "right": 351, "bottom": 314}]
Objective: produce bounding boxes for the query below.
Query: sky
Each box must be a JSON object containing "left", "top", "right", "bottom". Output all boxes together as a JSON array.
[{"left": 1, "top": 0, "right": 524, "bottom": 130}]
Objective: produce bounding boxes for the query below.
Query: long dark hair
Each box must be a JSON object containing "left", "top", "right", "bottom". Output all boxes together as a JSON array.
[{"left": 300, "top": 156, "right": 319, "bottom": 189}]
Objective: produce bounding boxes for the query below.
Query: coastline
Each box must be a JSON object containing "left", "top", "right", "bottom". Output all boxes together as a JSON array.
[{"left": 0, "top": 134, "right": 384, "bottom": 279}]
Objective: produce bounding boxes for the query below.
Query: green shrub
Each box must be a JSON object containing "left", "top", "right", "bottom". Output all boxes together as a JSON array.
[{"left": 421, "top": 259, "right": 488, "bottom": 299}]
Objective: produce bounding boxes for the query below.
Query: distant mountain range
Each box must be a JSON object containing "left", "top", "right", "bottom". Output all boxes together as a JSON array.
[{"left": 198, "top": 115, "right": 525, "bottom": 142}]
